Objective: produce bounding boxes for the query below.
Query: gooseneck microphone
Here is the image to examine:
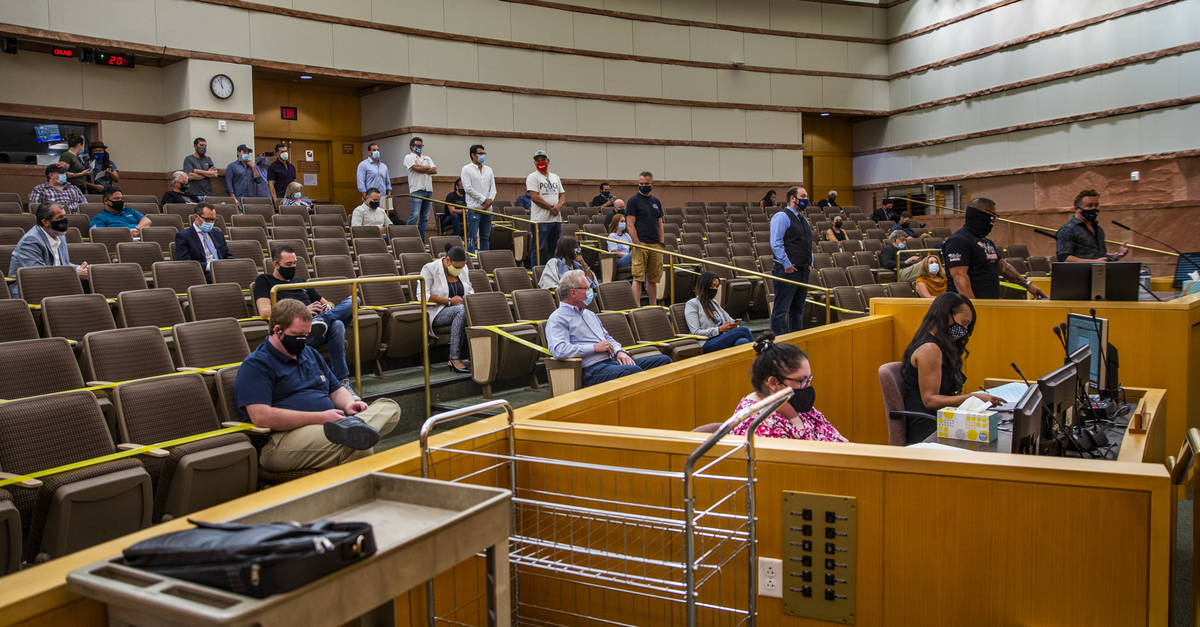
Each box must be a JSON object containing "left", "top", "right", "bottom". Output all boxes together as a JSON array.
[
  {"left": 1011, "top": 362, "right": 1031, "bottom": 386},
  {"left": 1051, "top": 325, "right": 1068, "bottom": 357},
  {"left": 1111, "top": 220, "right": 1200, "bottom": 275}
]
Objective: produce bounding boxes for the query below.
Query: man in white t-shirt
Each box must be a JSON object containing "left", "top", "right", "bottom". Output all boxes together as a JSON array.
[
  {"left": 402, "top": 136, "right": 437, "bottom": 242},
  {"left": 526, "top": 149, "right": 565, "bottom": 266}
]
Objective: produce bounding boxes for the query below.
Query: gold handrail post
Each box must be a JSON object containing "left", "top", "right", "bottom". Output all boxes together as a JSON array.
[
  {"left": 351, "top": 281, "right": 361, "bottom": 396},
  {"left": 418, "top": 276, "right": 430, "bottom": 419},
  {"left": 669, "top": 254, "right": 675, "bottom": 304},
  {"left": 534, "top": 224, "right": 541, "bottom": 267},
  {"left": 824, "top": 289, "right": 831, "bottom": 325},
  {"left": 462, "top": 206, "right": 468, "bottom": 246}
]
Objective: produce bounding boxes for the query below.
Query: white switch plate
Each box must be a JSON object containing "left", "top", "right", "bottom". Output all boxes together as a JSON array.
[
  {"left": 218, "top": 120, "right": 227, "bottom": 132},
  {"left": 1130, "top": 170, "right": 1139, "bottom": 181},
  {"left": 758, "top": 557, "right": 782, "bottom": 598}
]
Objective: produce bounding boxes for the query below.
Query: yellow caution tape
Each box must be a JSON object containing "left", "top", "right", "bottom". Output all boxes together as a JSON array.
[
  {"left": 0, "top": 361, "right": 246, "bottom": 399},
  {"left": 803, "top": 298, "right": 864, "bottom": 315},
  {"left": 1000, "top": 281, "right": 1029, "bottom": 292},
  {"left": 476, "top": 324, "right": 551, "bottom": 355},
  {"left": 0, "top": 423, "right": 257, "bottom": 489}
]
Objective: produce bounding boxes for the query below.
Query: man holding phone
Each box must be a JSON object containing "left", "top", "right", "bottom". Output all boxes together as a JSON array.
[{"left": 253, "top": 244, "right": 358, "bottom": 391}]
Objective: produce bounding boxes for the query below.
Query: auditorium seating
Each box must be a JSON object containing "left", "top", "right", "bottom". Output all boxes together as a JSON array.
[{"left": 464, "top": 291, "right": 541, "bottom": 398}]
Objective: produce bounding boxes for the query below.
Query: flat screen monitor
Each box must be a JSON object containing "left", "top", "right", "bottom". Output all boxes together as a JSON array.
[
  {"left": 33, "top": 124, "right": 61, "bottom": 143},
  {"left": 1050, "top": 262, "right": 1141, "bottom": 301},
  {"left": 1173, "top": 252, "right": 1200, "bottom": 289},
  {"left": 1065, "top": 313, "right": 1107, "bottom": 390},
  {"left": 1010, "top": 383, "right": 1042, "bottom": 455},
  {"left": 1037, "top": 362, "right": 1077, "bottom": 428}
]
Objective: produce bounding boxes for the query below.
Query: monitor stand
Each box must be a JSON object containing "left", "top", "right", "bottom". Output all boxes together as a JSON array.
[{"left": 1090, "top": 263, "right": 1107, "bottom": 300}]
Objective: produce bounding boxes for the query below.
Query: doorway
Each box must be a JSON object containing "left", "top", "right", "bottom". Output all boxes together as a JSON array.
[{"left": 255, "top": 139, "right": 332, "bottom": 204}]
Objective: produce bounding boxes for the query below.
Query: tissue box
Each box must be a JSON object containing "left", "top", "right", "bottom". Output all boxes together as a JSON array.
[{"left": 937, "top": 407, "right": 999, "bottom": 443}]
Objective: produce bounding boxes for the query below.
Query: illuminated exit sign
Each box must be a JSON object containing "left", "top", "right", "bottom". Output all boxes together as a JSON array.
[{"left": 280, "top": 106, "right": 298, "bottom": 121}]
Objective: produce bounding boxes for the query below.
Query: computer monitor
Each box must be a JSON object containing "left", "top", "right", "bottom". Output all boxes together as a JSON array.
[
  {"left": 1010, "top": 383, "right": 1042, "bottom": 455},
  {"left": 33, "top": 124, "right": 61, "bottom": 143},
  {"left": 1050, "top": 262, "right": 1141, "bottom": 301},
  {"left": 1173, "top": 252, "right": 1200, "bottom": 289},
  {"left": 1037, "top": 362, "right": 1077, "bottom": 429},
  {"left": 1065, "top": 313, "right": 1106, "bottom": 391}
]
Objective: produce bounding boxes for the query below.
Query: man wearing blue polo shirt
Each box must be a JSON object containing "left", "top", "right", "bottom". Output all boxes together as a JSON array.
[
  {"left": 235, "top": 299, "right": 401, "bottom": 472},
  {"left": 89, "top": 188, "right": 150, "bottom": 236}
]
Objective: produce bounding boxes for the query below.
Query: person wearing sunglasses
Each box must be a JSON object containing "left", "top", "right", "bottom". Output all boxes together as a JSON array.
[{"left": 730, "top": 332, "right": 845, "bottom": 441}]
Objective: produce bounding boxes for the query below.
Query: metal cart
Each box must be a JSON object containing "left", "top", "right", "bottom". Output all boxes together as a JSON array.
[{"left": 419, "top": 388, "right": 792, "bottom": 626}]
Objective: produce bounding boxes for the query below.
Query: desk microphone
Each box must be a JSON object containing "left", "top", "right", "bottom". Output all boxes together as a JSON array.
[
  {"left": 1011, "top": 362, "right": 1031, "bottom": 386},
  {"left": 1111, "top": 219, "right": 1200, "bottom": 274},
  {"left": 1051, "top": 325, "right": 1068, "bottom": 357}
]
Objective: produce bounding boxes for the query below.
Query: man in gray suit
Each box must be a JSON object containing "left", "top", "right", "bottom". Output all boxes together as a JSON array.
[{"left": 9, "top": 203, "right": 88, "bottom": 297}]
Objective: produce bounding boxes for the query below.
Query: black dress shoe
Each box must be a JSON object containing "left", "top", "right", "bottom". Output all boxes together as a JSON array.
[{"left": 323, "top": 416, "right": 379, "bottom": 450}]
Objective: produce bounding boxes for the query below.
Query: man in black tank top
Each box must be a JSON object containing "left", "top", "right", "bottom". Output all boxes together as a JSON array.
[{"left": 768, "top": 186, "right": 814, "bottom": 334}]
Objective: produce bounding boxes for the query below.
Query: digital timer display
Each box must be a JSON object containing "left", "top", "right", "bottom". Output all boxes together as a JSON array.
[{"left": 95, "top": 51, "right": 134, "bottom": 68}]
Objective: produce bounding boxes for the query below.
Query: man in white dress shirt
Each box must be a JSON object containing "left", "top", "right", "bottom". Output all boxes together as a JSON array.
[
  {"left": 459, "top": 144, "right": 496, "bottom": 254},
  {"left": 402, "top": 136, "right": 437, "bottom": 242}
]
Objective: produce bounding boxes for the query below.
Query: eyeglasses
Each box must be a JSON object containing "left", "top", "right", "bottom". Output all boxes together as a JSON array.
[{"left": 782, "top": 374, "right": 814, "bottom": 388}]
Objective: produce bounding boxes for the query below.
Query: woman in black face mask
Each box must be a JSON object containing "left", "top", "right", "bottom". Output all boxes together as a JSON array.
[
  {"left": 899, "top": 292, "right": 1003, "bottom": 443},
  {"left": 684, "top": 271, "right": 753, "bottom": 353},
  {"left": 440, "top": 177, "right": 466, "bottom": 237},
  {"left": 825, "top": 216, "right": 847, "bottom": 242},
  {"left": 730, "top": 332, "right": 846, "bottom": 441}
]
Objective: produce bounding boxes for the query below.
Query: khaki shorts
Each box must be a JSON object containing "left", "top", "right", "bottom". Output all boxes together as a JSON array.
[{"left": 631, "top": 244, "right": 664, "bottom": 283}]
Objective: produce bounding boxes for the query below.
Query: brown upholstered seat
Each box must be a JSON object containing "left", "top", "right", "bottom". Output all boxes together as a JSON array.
[
  {"left": 627, "top": 307, "right": 701, "bottom": 361},
  {"left": 0, "top": 300, "right": 39, "bottom": 343},
  {"left": 42, "top": 293, "right": 115, "bottom": 342},
  {"left": 0, "top": 338, "right": 85, "bottom": 400},
  {"left": 187, "top": 283, "right": 268, "bottom": 347},
  {"left": 116, "top": 241, "right": 164, "bottom": 273},
  {"left": 464, "top": 291, "right": 542, "bottom": 397},
  {"left": 112, "top": 373, "right": 257, "bottom": 521},
  {"left": 16, "top": 265, "right": 83, "bottom": 304}
]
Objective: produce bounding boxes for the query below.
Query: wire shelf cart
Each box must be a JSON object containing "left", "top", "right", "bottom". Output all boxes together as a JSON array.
[{"left": 419, "top": 388, "right": 792, "bottom": 626}]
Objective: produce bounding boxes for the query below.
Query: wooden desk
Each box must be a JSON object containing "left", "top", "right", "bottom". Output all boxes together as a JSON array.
[{"left": 937, "top": 380, "right": 1168, "bottom": 462}]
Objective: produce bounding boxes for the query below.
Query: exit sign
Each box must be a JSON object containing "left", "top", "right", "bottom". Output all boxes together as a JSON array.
[{"left": 280, "top": 106, "right": 298, "bottom": 121}]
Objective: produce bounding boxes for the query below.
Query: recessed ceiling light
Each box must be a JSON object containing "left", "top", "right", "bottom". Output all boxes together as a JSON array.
[
  {"left": 299, "top": 75, "right": 313, "bottom": 80},
  {"left": 820, "top": 112, "right": 831, "bottom": 117}
]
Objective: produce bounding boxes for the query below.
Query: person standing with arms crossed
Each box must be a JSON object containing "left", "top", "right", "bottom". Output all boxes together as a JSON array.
[
  {"left": 403, "top": 137, "right": 437, "bottom": 241},
  {"left": 526, "top": 149, "right": 565, "bottom": 267},
  {"left": 769, "top": 186, "right": 814, "bottom": 335},
  {"left": 625, "top": 171, "right": 665, "bottom": 306}
]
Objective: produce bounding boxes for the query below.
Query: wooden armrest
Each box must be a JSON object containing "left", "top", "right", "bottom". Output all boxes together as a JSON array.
[
  {"left": 0, "top": 472, "right": 42, "bottom": 488},
  {"left": 117, "top": 443, "right": 170, "bottom": 458},
  {"left": 222, "top": 421, "right": 270, "bottom": 434}
]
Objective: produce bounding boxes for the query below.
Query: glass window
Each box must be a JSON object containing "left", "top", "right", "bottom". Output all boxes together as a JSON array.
[{"left": 0, "top": 117, "right": 90, "bottom": 166}]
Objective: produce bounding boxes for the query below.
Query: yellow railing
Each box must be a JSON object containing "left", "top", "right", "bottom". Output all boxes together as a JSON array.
[
  {"left": 393, "top": 195, "right": 864, "bottom": 320},
  {"left": 896, "top": 196, "right": 1177, "bottom": 258},
  {"left": 269, "top": 275, "right": 430, "bottom": 418},
  {"left": 391, "top": 193, "right": 545, "bottom": 264}
]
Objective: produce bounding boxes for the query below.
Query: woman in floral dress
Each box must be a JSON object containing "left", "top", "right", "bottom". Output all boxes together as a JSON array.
[{"left": 731, "top": 332, "right": 846, "bottom": 442}]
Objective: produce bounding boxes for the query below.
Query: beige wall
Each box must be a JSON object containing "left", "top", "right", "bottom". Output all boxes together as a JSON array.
[{"left": 854, "top": 0, "right": 1200, "bottom": 192}]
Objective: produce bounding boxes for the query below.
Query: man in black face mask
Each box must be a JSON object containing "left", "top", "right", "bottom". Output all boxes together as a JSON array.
[
  {"left": 943, "top": 198, "right": 1046, "bottom": 300},
  {"left": 1055, "top": 189, "right": 1129, "bottom": 263},
  {"left": 8, "top": 202, "right": 88, "bottom": 296},
  {"left": 235, "top": 298, "right": 401, "bottom": 472}
]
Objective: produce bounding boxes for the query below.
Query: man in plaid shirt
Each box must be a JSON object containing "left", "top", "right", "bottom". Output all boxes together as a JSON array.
[{"left": 28, "top": 163, "right": 86, "bottom": 213}]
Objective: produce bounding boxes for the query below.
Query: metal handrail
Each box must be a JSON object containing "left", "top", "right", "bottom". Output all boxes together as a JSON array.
[
  {"left": 269, "top": 275, "right": 430, "bottom": 417},
  {"left": 683, "top": 386, "right": 793, "bottom": 625},
  {"left": 391, "top": 193, "right": 545, "bottom": 265},
  {"left": 896, "top": 196, "right": 1176, "bottom": 257},
  {"left": 392, "top": 195, "right": 859, "bottom": 321}
]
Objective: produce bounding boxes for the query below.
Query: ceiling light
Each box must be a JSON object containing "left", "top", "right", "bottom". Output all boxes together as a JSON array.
[
  {"left": 299, "top": 75, "right": 312, "bottom": 80},
  {"left": 820, "top": 112, "right": 831, "bottom": 117}
]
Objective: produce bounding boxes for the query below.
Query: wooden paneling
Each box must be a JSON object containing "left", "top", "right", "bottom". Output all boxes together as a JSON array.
[
  {"left": 801, "top": 114, "right": 854, "bottom": 195},
  {"left": 871, "top": 294, "right": 1200, "bottom": 458},
  {"left": 252, "top": 78, "right": 363, "bottom": 209}
]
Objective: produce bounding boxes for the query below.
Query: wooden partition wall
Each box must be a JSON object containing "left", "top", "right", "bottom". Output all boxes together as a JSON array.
[
  {"left": 0, "top": 307, "right": 1178, "bottom": 626},
  {"left": 871, "top": 293, "right": 1200, "bottom": 455}
]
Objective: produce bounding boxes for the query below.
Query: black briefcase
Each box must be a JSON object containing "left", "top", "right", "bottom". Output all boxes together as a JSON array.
[{"left": 122, "top": 519, "right": 376, "bottom": 598}]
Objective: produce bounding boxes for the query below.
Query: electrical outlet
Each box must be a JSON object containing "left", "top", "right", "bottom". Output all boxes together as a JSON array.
[{"left": 758, "top": 557, "right": 782, "bottom": 598}]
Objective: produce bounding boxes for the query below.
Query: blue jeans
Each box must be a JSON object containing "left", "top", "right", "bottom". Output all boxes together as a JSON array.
[
  {"left": 309, "top": 296, "right": 352, "bottom": 380},
  {"left": 615, "top": 252, "right": 632, "bottom": 268},
  {"left": 701, "top": 326, "right": 754, "bottom": 353},
  {"left": 770, "top": 264, "right": 810, "bottom": 335},
  {"left": 580, "top": 354, "right": 672, "bottom": 387},
  {"left": 530, "top": 221, "right": 561, "bottom": 267},
  {"left": 407, "top": 190, "right": 432, "bottom": 241},
  {"left": 466, "top": 210, "right": 492, "bottom": 253}
]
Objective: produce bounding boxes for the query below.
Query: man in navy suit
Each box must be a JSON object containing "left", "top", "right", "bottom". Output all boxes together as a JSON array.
[
  {"left": 9, "top": 202, "right": 89, "bottom": 297},
  {"left": 173, "top": 201, "right": 231, "bottom": 282}
]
